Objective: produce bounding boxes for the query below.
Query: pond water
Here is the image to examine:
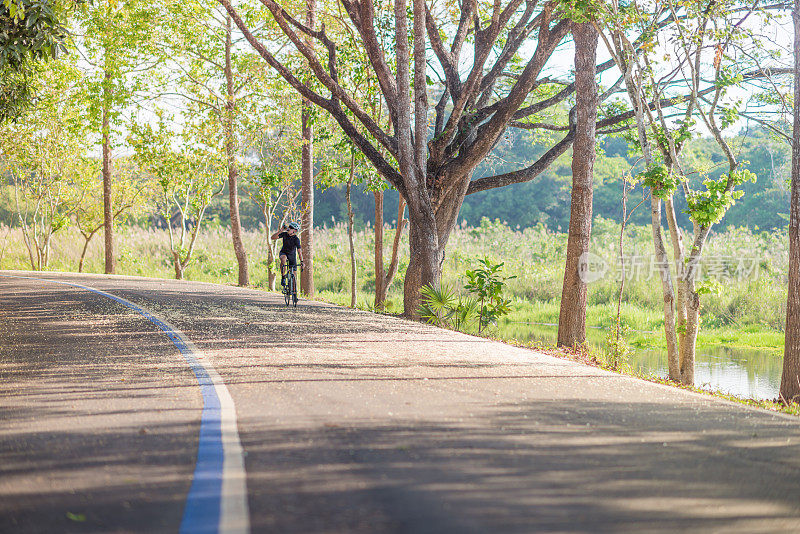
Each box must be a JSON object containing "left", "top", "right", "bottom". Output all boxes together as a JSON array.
[{"left": 502, "top": 322, "right": 783, "bottom": 401}]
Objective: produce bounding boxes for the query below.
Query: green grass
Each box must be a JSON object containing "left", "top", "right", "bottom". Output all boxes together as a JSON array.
[
  {"left": 0, "top": 217, "right": 788, "bottom": 359},
  {"left": 626, "top": 328, "right": 785, "bottom": 355}
]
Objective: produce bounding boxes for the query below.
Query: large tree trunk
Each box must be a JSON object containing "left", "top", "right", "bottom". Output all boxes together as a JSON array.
[
  {"left": 397, "top": 0, "right": 442, "bottom": 318},
  {"left": 557, "top": 21, "right": 597, "bottom": 348},
  {"left": 402, "top": 173, "right": 469, "bottom": 317},
  {"left": 402, "top": 197, "right": 441, "bottom": 318},
  {"left": 781, "top": 0, "right": 800, "bottom": 403},
  {"left": 102, "top": 71, "right": 115, "bottom": 275},
  {"left": 300, "top": 0, "right": 316, "bottom": 297},
  {"left": 224, "top": 15, "right": 249, "bottom": 287},
  {"left": 374, "top": 190, "right": 385, "bottom": 309}
]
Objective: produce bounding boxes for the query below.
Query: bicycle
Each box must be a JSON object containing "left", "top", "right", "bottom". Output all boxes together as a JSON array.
[{"left": 282, "top": 263, "right": 300, "bottom": 307}]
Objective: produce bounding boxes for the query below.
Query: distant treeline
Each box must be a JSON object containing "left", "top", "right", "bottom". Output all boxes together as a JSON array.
[
  {"left": 0, "top": 127, "right": 788, "bottom": 233},
  {"left": 297, "top": 127, "right": 790, "bottom": 232}
]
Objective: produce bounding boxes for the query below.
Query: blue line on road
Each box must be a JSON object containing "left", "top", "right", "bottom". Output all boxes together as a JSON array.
[{"left": 1, "top": 275, "right": 248, "bottom": 533}]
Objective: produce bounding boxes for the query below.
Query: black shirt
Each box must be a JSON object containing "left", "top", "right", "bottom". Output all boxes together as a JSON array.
[{"left": 278, "top": 232, "right": 301, "bottom": 260}]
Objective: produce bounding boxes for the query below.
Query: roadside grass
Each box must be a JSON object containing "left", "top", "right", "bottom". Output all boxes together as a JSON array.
[{"left": 0, "top": 219, "right": 787, "bottom": 357}]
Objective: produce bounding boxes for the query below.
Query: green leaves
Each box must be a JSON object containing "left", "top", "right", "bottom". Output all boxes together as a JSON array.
[
  {"left": 0, "top": 0, "right": 70, "bottom": 70},
  {"left": 639, "top": 165, "right": 680, "bottom": 200},
  {"left": 555, "top": 0, "right": 605, "bottom": 23},
  {"left": 418, "top": 259, "right": 515, "bottom": 333},
  {"left": 464, "top": 257, "right": 515, "bottom": 332},
  {"left": 418, "top": 284, "right": 480, "bottom": 333},
  {"left": 418, "top": 284, "right": 458, "bottom": 327},
  {"left": 129, "top": 114, "right": 224, "bottom": 220},
  {"left": 715, "top": 67, "right": 743, "bottom": 91},
  {"left": 686, "top": 169, "right": 757, "bottom": 227},
  {"left": 0, "top": 0, "right": 75, "bottom": 122},
  {"left": 719, "top": 105, "right": 740, "bottom": 130}
]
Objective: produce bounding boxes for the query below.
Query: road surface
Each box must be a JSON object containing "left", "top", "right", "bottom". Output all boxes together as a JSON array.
[{"left": 2, "top": 271, "right": 800, "bottom": 533}]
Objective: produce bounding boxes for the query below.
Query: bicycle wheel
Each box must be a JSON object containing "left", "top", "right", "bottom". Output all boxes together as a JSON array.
[
  {"left": 284, "top": 275, "right": 291, "bottom": 306},
  {"left": 292, "top": 284, "right": 298, "bottom": 307}
]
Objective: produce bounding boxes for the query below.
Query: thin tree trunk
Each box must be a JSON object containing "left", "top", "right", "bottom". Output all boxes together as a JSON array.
[
  {"left": 376, "top": 194, "right": 406, "bottom": 309},
  {"left": 664, "top": 197, "right": 687, "bottom": 364},
  {"left": 102, "top": 67, "right": 115, "bottom": 275},
  {"left": 678, "top": 228, "right": 709, "bottom": 385},
  {"left": 78, "top": 230, "right": 98, "bottom": 273},
  {"left": 385, "top": 194, "right": 406, "bottom": 290},
  {"left": 782, "top": 0, "right": 800, "bottom": 396},
  {"left": 557, "top": 22, "right": 597, "bottom": 348},
  {"left": 224, "top": 15, "right": 249, "bottom": 287},
  {"left": 374, "top": 189, "right": 385, "bottom": 310},
  {"left": 651, "top": 196, "right": 681, "bottom": 380},
  {"left": 347, "top": 157, "right": 357, "bottom": 307},
  {"left": 614, "top": 180, "right": 628, "bottom": 370},
  {"left": 263, "top": 203, "right": 277, "bottom": 290},
  {"left": 42, "top": 228, "right": 52, "bottom": 269},
  {"left": 781, "top": 0, "right": 800, "bottom": 403},
  {"left": 300, "top": 0, "right": 316, "bottom": 297}
]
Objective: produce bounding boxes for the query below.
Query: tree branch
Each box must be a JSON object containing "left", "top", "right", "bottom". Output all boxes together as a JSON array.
[
  {"left": 216, "top": 0, "right": 403, "bottom": 190},
  {"left": 466, "top": 129, "right": 575, "bottom": 194}
]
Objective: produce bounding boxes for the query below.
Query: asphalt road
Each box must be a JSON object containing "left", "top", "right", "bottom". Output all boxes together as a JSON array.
[{"left": 2, "top": 271, "right": 800, "bottom": 533}]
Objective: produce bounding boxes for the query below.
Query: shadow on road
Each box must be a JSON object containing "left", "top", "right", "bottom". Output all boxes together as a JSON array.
[
  {"left": 4, "top": 273, "right": 800, "bottom": 533},
  {"left": 240, "top": 400, "right": 800, "bottom": 533},
  {"left": 0, "top": 281, "right": 199, "bottom": 533}
]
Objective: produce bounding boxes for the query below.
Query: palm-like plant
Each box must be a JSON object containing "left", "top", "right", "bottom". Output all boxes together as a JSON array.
[{"left": 418, "top": 284, "right": 457, "bottom": 328}]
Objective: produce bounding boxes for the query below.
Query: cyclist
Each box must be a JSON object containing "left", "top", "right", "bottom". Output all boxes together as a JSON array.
[{"left": 271, "top": 221, "right": 303, "bottom": 289}]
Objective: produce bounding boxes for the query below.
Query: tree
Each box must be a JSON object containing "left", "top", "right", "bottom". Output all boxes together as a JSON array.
[
  {"left": 599, "top": 0, "right": 783, "bottom": 384},
  {"left": 216, "top": 0, "right": 580, "bottom": 316},
  {"left": 73, "top": 158, "right": 142, "bottom": 272},
  {"left": 0, "top": 59, "right": 86, "bottom": 270},
  {"left": 129, "top": 116, "right": 225, "bottom": 280},
  {"left": 781, "top": 0, "right": 800, "bottom": 403},
  {"left": 248, "top": 121, "right": 303, "bottom": 290},
  {"left": 160, "top": 0, "right": 274, "bottom": 286},
  {"left": 224, "top": 13, "right": 250, "bottom": 286},
  {"left": 600, "top": 0, "right": 682, "bottom": 378},
  {"left": 0, "top": 0, "right": 72, "bottom": 123},
  {"left": 76, "top": 0, "right": 161, "bottom": 275},
  {"left": 557, "top": 18, "right": 597, "bottom": 348},
  {"left": 330, "top": 139, "right": 384, "bottom": 308},
  {"left": 300, "top": 0, "right": 317, "bottom": 296}
]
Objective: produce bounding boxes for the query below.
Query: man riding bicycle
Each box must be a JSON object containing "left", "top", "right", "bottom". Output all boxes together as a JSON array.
[{"left": 271, "top": 221, "right": 304, "bottom": 289}]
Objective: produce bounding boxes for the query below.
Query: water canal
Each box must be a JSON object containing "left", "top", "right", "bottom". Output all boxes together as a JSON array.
[{"left": 502, "top": 322, "right": 782, "bottom": 401}]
